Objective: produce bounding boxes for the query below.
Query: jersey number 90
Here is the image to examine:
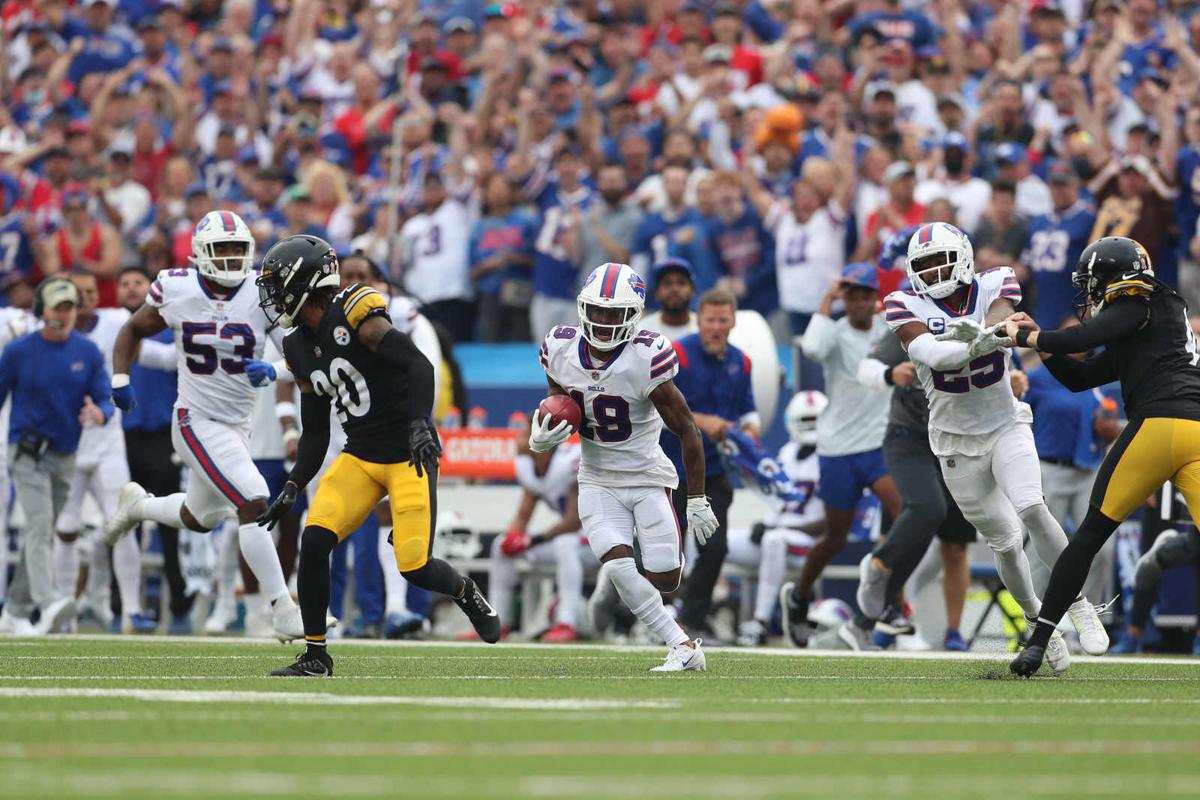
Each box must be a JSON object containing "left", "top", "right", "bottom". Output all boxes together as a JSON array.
[{"left": 311, "top": 358, "right": 372, "bottom": 422}]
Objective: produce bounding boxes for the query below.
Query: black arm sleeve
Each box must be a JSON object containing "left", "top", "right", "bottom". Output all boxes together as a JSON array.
[
  {"left": 287, "top": 390, "right": 332, "bottom": 490},
  {"left": 376, "top": 327, "right": 435, "bottom": 422},
  {"left": 1040, "top": 350, "right": 1119, "bottom": 393},
  {"left": 1028, "top": 299, "right": 1148, "bottom": 355}
]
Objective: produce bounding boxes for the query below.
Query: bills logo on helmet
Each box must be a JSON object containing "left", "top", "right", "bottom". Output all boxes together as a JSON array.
[
  {"left": 582, "top": 270, "right": 598, "bottom": 288},
  {"left": 195, "top": 215, "right": 212, "bottom": 233},
  {"left": 628, "top": 274, "right": 646, "bottom": 299}
]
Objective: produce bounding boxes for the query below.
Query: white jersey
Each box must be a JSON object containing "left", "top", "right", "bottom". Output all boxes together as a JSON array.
[
  {"left": 389, "top": 295, "right": 442, "bottom": 402},
  {"left": 883, "top": 267, "right": 1029, "bottom": 457},
  {"left": 639, "top": 310, "right": 697, "bottom": 343},
  {"left": 515, "top": 442, "right": 581, "bottom": 514},
  {"left": 75, "top": 309, "right": 130, "bottom": 465},
  {"left": 399, "top": 199, "right": 473, "bottom": 304},
  {"left": 766, "top": 441, "right": 824, "bottom": 529},
  {"left": 766, "top": 200, "right": 848, "bottom": 314},
  {"left": 148, "top": 268, "right": 277, "bottom": 426},
  {"left": 540, "top": 325, "right": 679, "bottom": 489}
]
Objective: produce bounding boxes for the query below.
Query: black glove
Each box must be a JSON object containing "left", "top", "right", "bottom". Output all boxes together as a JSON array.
[
  {"left": 749, "top": 521, "right": 767, "bottom": 546},
  {"left": 408, "top": 418, "right": 442, "bottom": 479},
  {"left": 257, "top": 481, "right": 298, "bottom": 531}
]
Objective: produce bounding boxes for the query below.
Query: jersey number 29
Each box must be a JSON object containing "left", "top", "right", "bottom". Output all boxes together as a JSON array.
[{"left": 311, "top": 357, "right": 372, "bottom": 423}]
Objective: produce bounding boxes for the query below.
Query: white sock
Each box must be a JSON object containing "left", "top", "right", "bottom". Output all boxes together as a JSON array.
[
  {"left": 112, "top": 534, "right": 142, "bottom": 617},
  {"left": 553, "top": 535, "right": 582, "bottom": 628},
  {"left": 211, "top": 521, "right": 239, "bottom": 613},
  {"left": 488, "top": 537, "right": 517, "bottom": 627},
  {"left": 989, "top": 533, "right": 1041, "bottom": 618},
  {"left": 141, "top": 494, "right": 186, "bottom": 528},
  {"left": 237, "top": 522, "right": 289, "bottom": 603},
  {"left": 755, "top": 530, "right": 787, "bottom": 622},
  {"left": 378, "top": 526, "right": 410, "bottom": 615},
  {"left": 53, "top": 537, "right": 79, "bottom": 598},
  {"left": 606, "top": 557, "right": 688, "bottom": 647},
  {"left": 1018, "top": 503, "right": 1070, "bottom": 572}
]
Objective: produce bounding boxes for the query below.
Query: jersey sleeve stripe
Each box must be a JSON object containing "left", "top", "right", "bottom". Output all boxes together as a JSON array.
[
  {"left": 651, "top": 349, "right": 675, "bottom": 366},
  {"left": 342, "top": 285, "right": 374, "bottom": 314},
  {"left": 885, "top": 311, "right": 916, "bottom": 320},
  {"left": 650, "top": 357, "right": 678, "bottom": 378}
]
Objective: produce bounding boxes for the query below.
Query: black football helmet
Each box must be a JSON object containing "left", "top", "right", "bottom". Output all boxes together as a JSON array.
[
  {"left": 257, "top": 234, "right": 340, "bottom": 328},
  {"left": 1072, "top": 236, "right": 1152, "bottom": 317}
]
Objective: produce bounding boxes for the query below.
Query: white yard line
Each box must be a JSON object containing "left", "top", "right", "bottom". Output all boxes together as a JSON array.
[
  {"left": 2, "top": 674, "right": 1196, "bottom": 682},
  {"left": 0, "top": 686, "right": 678, "bottom": 710}
]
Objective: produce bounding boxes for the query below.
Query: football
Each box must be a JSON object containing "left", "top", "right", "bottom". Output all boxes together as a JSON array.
[{"left": 537, "top": 394, "right": 582, "bottom": 433}]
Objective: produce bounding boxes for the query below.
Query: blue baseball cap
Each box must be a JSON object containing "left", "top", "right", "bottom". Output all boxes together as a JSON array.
[
  {"left": 942, "top": 131, "right": 968, "bottom": 150},
  {"left": 652, "top": 257, "right": 694, "bottom": 287},
  {"left": 840, "top": 262, "right": 879, "bottom": 291},
  {"left": 995, "top": 142, "right": 1026, "bottom": 165}
]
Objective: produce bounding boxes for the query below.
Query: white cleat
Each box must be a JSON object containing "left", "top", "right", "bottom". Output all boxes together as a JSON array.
[
  {"left": 204, "top": 600, "right": 237, "bottom": 635},
  {"left": 270, "top": 598, "right": 337, "bottom": 643},
  {"left": 0, "top": 609, "right": 40, "bottom": 636},
  {"left": 35, "top": 597, "right": 77, "bottom": 635},
  {"left": 103, "top": 483, "right": 149, "bottom": 546},
  {"left": 1067, "top": 597, "right": 1111, "bottom": 656},
  {"left": 650, "top": 638, "right": 706, "bottom": 672},
  {"left": 1044, "top": 628, "right": 1072, "bottom": 673}
]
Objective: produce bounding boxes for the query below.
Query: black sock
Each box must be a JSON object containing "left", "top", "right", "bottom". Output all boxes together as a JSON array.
[
  {"left": 305, "top": 640, "right": 327, "bottom": 658},
  {"left": 402, "top": 557, "right": 467, "bottom": 598},
  {"left": 297, "top": 526, "right": 337, "bottom": 639},
  {"left": 1028, "top": 507, "right": 1120, "bottom": 649}
]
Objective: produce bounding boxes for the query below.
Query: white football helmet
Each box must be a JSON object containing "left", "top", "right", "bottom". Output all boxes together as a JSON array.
[
  {"left": 784, "top": 390, "right": 828, "bottom": 446},
  {"left": 808, "top": 598, "right": 853, "bottom": 631},
  {"left": 905, "top": 222, "right": 974, "bottom": 300},
  {"left": 577, "top": 262, "right": 647, "bottom": 351},
  {"left": 432, "top": 510, "right": 480, "bottom": 560},
  {"left": 191, "top": 209, "right": 255, "bottom": 287}
]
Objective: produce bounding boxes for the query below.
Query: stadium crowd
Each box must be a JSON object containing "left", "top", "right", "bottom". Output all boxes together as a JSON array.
[{"left": 1, "top": 0, "right": 1199, "bottom": 651}]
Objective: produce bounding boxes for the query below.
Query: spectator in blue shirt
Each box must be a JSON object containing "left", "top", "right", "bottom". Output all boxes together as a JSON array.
[
  {"left": 470, "top": 174, "right": 537, "bottom": 342},
  {"left": 1024, "top": 316, "right": 1122, "bottom": 603},
  {"left": 1021, "top": 164, "right": 1097, "bottom": 328},
  {"left": 631, "top": 165, "right": 708, "bottom": 276},
  {"left": 664, "top": 288, "right": 760, "bottom": 639},
  {"left": 0, "top": 278, "right": 114, "bottom": 635},
  {"left": 66, "top": 0, "right": 139, "bottom": 86}
]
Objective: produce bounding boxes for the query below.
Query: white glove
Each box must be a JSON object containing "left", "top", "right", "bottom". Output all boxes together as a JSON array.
[
  {"left": 686, "top": 496, "right": 719, "bottom": 546},
  {"left": 528, "top": 410, "right": 572, "bottom": 453},
  {"left": 933, "top": 318, "right": 983, "bottom": 344},
  {"left": 966, "top": 327, "right": 1014, "bottom": 359}
]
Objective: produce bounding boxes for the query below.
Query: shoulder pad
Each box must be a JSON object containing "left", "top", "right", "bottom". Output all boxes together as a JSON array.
[
  {"left": 339, "top": 284, "right": 389, "bottom": 330},
  {"left": 1104, "top": 275, "right": 1154, "bottom": 302},
  {"left": 882, "top": 292, "right": 918, "bottom": 325}
]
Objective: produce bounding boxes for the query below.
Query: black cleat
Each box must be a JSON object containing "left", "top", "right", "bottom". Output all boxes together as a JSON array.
[
  {"left": 875, "top": 604, "right": 917, "bottom": 636},
  {"left": 780, "top": 581, "right": 814, "bottom": 648},
  {"left": 271, "top": 649, "right": 334, "bottom": 677},
  {"left": 455, "top": 577, "right": 502, "bottom": 643},
  {"left": 1009, "top": 645, "right": 1045, "bottom": 678}
]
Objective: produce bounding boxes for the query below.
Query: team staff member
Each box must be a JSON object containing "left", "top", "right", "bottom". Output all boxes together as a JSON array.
[
  {"left": 255, "top": 235, "right": 500, "bottom": 677},
  {"left": 0, "top": 278, "right": 114, "bottom": 635},
  {"left": 664, "top": 288, "right": 759, "bottom": 639},
  {"left": 1009, "top": 237, "right": 1200, "bottom": 676}
]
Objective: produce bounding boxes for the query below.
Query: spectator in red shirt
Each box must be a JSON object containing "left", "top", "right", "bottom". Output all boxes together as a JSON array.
[{"left": 856, "top": 160, "right": 925, "bottom": 267}]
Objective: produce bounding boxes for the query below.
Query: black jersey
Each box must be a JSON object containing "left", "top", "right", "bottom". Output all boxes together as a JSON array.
[
  {"left": 283, "top": 284, "right": 413, "bottom": 463},
  {"left": 1039, "top": 275, "right": 1200, "bottom": 422}
]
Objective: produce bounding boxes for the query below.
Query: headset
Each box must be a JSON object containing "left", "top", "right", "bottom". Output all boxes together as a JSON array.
[{"left": 33, "top": 275, "right": 80, "bottom": 321}]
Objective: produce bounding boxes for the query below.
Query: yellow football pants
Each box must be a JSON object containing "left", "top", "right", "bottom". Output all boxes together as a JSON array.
[
  {"left": 1092, "top": 417, "right": 1200, "bottom": 521},
  {"left": 306, "top": 453, "right": 435, "bottom": 571}
]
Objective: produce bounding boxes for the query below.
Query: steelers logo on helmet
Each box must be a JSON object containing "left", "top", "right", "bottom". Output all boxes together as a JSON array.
[
  {"left": 576, "top": 262, "right": 646, "bottom": 351},
  {"left": 191, "top": 210, "right": 255, "bottom": 287},
  {"left": 905, "top": 222, "right": 975, "bottom": 300}
]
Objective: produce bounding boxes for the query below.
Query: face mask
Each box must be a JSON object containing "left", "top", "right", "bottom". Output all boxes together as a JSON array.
[{"left": 24, "top": 88, "right": 44, "bottom": 106}]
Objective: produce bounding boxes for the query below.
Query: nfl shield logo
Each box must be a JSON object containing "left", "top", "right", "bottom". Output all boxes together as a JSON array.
[{"left": 591, "top": 371, "right": 600, "bottom": 381}]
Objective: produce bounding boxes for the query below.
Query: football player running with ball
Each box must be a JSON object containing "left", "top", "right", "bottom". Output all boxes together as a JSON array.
[
  {"left": 884, "top": 223, "right": 1108, "bottom": 672},
  {"left": 534, "top": 262, "right": 718, "bottom": 672},
  {"left": 256, "top": 235, "right": 500, "bottom": 678},
  {"left": 1010, "top": 237, "right": 1200, "bottom": 676}
]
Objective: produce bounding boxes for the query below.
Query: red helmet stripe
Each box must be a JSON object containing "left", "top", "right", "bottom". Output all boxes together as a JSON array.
[{"left": 599, "top": 263, "right": 620, "bottom": 299}]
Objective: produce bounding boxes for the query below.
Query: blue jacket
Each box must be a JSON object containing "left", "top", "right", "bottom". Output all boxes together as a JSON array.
[
  {"left": 124, "top": 328, "right": 177, "bottom": 432},
  {"left": 661, "top": 333, "right": 756, "bottom": 478},
  {"left": 0, "top": 330, "right": 114, "bottom": 452}
]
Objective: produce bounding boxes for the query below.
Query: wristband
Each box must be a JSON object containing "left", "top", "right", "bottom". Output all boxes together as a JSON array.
[
  {"left": 883, "top": 366, "right": 895, "bottom": 386},
  {"left": 527, "top": 533, "right": 546, "bottom": 548},
  {"left": 112, "top": 373, "right": 131, "bottom": 389},
  {"left": 275, "top": 401, "right": 298, "bottom": 420},
  {"left": 1015, "top": 329, "right": 1031, "bottom": 348},
  {"left": 281, "top": 427, "right": 301, "bottom": 447}
]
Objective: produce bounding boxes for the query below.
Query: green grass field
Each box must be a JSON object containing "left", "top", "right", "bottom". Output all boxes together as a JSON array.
[{"left": 2, "top": 637, "right": 1199, "bottom": 799}]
